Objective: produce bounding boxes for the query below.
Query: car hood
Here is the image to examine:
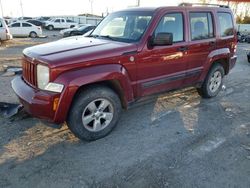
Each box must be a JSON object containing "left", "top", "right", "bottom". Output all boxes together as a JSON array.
[{"left": 23, "top": 36, "right": 138, "bottom": 68}]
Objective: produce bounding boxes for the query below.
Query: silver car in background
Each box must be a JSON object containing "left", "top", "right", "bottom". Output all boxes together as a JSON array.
[{"left": 0, "top": 17, "right": 13, "bottom": 43}]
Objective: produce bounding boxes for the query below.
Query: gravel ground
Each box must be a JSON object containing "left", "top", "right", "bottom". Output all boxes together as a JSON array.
[{"left": 0, "top": 36, "right": 250, "bottom": 188}]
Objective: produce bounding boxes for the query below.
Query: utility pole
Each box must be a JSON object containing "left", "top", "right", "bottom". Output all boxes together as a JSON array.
[
  {"left": 20, "top": 0, "right": 24, "bottom": 17},
  {"left": 0, "top": 0, "right": 4, "bottom": 17},
  {"left": 136, "top": 0, "right": 140, "bottom": 7},
  {"left": 89, "top": 0, "right": 93, "bottom": 15}
]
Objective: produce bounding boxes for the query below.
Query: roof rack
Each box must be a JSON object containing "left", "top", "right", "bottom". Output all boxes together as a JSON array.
[{"left": 179, "top": 3, "right": 229, "bottom": 8}]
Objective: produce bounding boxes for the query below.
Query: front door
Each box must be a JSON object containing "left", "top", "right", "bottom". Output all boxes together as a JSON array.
[
  {"left": 137, "top": 11, "right": 189, "bottom": 96},
  {"left": 9, "top": 22, "right": 21, "bottom": 37},
  {"left": 54, "top": 19, "right": 61, "bottom": 29}
]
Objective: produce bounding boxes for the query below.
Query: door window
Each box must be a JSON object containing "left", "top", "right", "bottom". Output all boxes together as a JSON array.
[
  {"left": 22, "top": 23, "right": 32, "bottom": 27},
  {"left": 154, "top": 13, "right": 184, "bottom": 42},
  {"left": 11, "top": 23, "right": 21, "bottom": 27},
  {"left": 54, "top": 19, "right": 60, "bottom": 23},
  {"left": 190, "top": 12, "right": 214, "bottom": 41}
]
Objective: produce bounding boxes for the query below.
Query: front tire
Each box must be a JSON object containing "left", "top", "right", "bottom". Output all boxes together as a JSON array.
[
  {"left": 197, "top": 64, "right": 225, "bottom": 98},
  {"left": 67, "top": 86, "right": 122, "bottom": 141}
]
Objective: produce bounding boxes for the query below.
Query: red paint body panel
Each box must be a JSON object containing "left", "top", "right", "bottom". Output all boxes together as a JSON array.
[{"left": 11, "top": 6, "right": 237, "bottom": 124}]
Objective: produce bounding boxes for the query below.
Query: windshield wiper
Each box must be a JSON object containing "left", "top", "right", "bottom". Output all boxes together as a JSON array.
[{"left": 90, "top": 34, "right": 115, "bottom": 41}]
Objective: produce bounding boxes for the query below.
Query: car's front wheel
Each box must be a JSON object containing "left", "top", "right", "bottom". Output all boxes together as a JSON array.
[
  {"left": 197, "top": 64, "right": 225, "bottom": 98},
  {"left": 67, "top": 86, "right": 122, "bottom": 141}
]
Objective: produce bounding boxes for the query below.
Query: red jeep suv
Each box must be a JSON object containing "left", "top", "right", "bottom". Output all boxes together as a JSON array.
[{"left": 12, "top": 3, "right": 237, "bottom": 141}]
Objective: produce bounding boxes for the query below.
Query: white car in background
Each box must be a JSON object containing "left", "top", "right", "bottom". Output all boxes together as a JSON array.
[
  {"left": 8, "top": 21, "right": 42, "bottom": 38},
  {"left": 45, "top": 18, "right": 78, "bottom": 30},
  {"left": 0, "top": 17, "right": 12, "bottom": 43}
]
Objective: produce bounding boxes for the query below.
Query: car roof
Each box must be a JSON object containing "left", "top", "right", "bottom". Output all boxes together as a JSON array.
[{"left": 118, "top": 6, "right": 231, "bottom": 13}]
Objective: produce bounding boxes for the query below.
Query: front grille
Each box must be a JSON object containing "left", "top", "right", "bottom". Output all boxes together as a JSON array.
[{"left": 22, "top": 58, "right": 37, "bottom": 86}]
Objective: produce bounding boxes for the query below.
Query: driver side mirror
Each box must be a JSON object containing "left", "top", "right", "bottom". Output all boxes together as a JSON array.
[{"left": 150, "top": 32, "right": 173, "bottom": 47}]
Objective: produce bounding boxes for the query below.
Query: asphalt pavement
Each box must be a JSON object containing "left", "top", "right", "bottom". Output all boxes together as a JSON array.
[{"left": 0, "top": 37, "right": 250, "bottom": 188}]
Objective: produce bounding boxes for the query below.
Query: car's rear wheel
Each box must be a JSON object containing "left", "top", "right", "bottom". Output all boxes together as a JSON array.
[
  {"left": 48, "top": 25, "right": 54, "bottom": 31},
  {"left": 67, "top": 86, "right": 122, "bottom": 141},
  {"left": 197, "top": 64, "right": 225, "bottom": 98},
  {"left": 29, "top": 32, "right": 37, "bottom": 38}
]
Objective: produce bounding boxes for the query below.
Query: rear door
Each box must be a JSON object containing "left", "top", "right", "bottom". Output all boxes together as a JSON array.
[
  {"left": 184, "top": 11, "right": 216, "bottom": 85},
  {"left": 22, "top": 23, "right": 33, "bottom": 36},
  {"left": 61, "top": 19, "right": 67, "bottom": 28}
]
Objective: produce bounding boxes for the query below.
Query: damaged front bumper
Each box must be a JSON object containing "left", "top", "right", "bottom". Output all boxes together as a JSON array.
[{"left": 11, "top": 76, "right": 61, "bottom": 122}]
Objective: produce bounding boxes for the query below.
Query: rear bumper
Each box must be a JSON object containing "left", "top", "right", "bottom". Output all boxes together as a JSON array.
[
  {"left": 229, "top": 55, "right": 237, "bottom": 71},
  {"left": 11, "top": 76, "right": 61, "bottom": 122}
]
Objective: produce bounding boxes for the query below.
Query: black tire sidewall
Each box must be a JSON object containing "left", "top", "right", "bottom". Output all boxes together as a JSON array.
[
  {"left": 30, "top": 32, "right": 37, "bottom": 38},
  {"left": 67, "top": 87, "right": 121, "bottom": 141},
  {"left": 204, "top": 64, "right": 225, "bottom": 97},
  {"left": 48, "top": 25, "right": 53, "bottom": 30}
]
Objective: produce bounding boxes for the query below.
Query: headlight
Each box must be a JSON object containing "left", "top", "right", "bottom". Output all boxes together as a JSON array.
[
  {"left": 37, "top": 64, "right": 64, "bottom": 93},
  {"left": 37, "top": 64, "right": 49, "bottom": 89}
]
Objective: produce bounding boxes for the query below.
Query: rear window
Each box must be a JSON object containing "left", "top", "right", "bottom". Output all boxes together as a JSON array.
[
  {"left": 190, "top": 12, "right": 214, "bottom": 41},
  {"left": 23, "top": 23, "right": 32, "bottom": 27},
  {"left": 218, "top": 12, "right": 234, "bottom": 37}
]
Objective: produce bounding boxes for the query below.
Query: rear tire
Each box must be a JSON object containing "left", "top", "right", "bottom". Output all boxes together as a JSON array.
[
  {"left": 67, "top": 86, "right": 122, "bottom": 141},
  {"left": 29, "top": 32, "right": 37, "bottom": 38},
  {"left": 48, "top": 25, "right": 54, "bottom": 31},
  {"left": 197, "top": 64, "right": 225, "bottom": 98}
]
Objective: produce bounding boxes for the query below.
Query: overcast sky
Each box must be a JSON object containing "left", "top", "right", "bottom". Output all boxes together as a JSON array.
[
  {"left": 0, "top": 0, "right": 186, "bottom": 17},
  {"left": 1, "top": 0, "right": 247, "bottom": 18}
]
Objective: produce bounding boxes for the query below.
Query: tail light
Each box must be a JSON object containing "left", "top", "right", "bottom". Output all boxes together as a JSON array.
[{"left": 232, "top": 42, "right": 237, "bottom": 53}]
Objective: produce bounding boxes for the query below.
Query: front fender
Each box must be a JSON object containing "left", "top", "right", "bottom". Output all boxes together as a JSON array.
[{"left": 52, "top": 64, "right": 134, "bottom": 123}]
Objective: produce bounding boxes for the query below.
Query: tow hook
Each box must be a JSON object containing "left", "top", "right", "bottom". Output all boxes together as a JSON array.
[{"left": 0, "top": 102, "right": 23, "bottom": 118}]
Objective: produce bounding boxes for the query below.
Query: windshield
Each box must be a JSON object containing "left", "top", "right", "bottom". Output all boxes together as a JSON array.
[{"left": 90, "top": 11, "right": 153, "bottom": 43}]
